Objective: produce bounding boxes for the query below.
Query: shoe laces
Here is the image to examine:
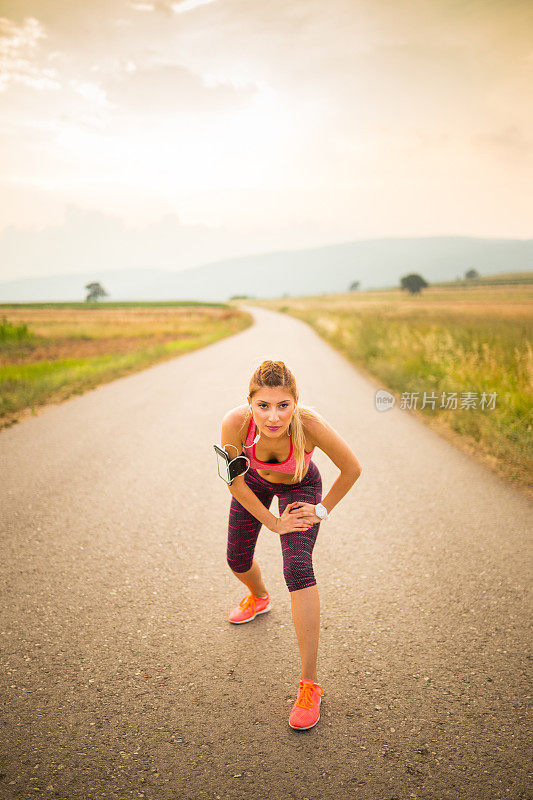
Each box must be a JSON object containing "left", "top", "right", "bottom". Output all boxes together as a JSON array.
[
  {"left": 295, "top": 681, "right": 323, "bottom": 709},
  {"left": 238, "top": 594, "right": 255, "bottom": 612}
]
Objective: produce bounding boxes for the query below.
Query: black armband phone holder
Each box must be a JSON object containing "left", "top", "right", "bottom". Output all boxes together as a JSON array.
[{"left": 214, "top": 444, "right": 250, "bottom": 485}]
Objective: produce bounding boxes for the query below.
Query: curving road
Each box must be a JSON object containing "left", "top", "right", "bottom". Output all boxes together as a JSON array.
[{"left": 1, "top": 304, "right": 531, "bottom": 800}]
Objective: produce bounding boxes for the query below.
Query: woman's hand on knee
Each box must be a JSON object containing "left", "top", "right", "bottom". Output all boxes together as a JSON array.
[
  {"left": 272, "top": 501, "right": 317, "bottom": 536},
  {"left": 287, "top": 501, "right": 320, "bottom": 524},
  {"left": 285, "top": 501, "right": 318, "bottom": 522}
]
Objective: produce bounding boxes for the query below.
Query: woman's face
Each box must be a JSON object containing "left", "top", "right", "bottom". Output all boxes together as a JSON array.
[{"left": 249, "top": 387, "right": 297, "bottom": 437}]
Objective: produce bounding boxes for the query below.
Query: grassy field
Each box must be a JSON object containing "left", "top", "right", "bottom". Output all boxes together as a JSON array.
[
  {"left": 242, "top": 283, "right": 533, "bottom": 498},
  {"left": 0, "top": 302, "right": 252, "bottom": 429},
  {"left": 431, "top": 271, "right": 533, "bottom": 287}
]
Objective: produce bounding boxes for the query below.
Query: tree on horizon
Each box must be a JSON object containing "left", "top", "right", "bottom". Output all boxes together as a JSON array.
[
  {"left": 85, "top": 282, "right": 109, "bottom": 302},
  {"left": 400, "top": 274, "right": 428, "bottom": 294}
]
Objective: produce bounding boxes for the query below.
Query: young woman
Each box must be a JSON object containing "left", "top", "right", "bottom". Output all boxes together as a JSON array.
[{"left": 220, "top": 359, "right": 362, "bottom": 730}]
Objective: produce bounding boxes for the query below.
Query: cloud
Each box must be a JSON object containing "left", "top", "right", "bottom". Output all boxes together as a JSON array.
[
  {"left": 68, "top": 79, "right": 108, "bottom": 106},
  {"left": 472, "top": 125, "right": 532, "bottom": 158},
  {"left": 0, "top": 203, "right": 264, "bottom": 280},
  {"left": 0, "top": 0, "right": 531, "bottom": 248},
  {"left": 103, "top": 62, "right": 257, "bottom": 114},
  {"left": 173, "top": 0, "right": 218, "bottom": 13},
  {"left": 0, "top": 15, "right": 60, "bottom": 91},
  {"left": 129, "top": 0, "right": 218, "bottom": 14}
]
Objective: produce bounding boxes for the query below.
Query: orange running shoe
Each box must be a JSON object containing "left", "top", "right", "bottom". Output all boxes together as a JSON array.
[
  {"left": 228, "top": 591, "right": 271, "bottom": 624},
  {"left": 288, "top": 679, "right": 324, "bottom": 730}
]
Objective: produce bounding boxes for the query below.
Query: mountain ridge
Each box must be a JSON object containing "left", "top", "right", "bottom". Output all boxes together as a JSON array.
[{"left": 0, "top": 236, "right": 531, "bottom": 302}]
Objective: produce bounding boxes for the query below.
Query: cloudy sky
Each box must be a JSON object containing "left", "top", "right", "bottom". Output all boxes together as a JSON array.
[{"left": 0, "top": 0, "right": 531, "bottom": 281}]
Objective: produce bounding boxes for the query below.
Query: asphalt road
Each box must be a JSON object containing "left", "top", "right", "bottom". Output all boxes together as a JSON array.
[{"left": 1, "top": 304, "right": 531, "bottom": 800}]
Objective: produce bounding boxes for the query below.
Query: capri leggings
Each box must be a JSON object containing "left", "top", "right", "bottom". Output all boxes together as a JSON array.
[{"left": 226, "top": 460, "right": 323, "bottom": 592}]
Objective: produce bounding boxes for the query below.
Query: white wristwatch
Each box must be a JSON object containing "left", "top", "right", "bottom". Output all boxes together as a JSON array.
[{"left": 314, "top": 502, "right": 329, "bottom": 520}]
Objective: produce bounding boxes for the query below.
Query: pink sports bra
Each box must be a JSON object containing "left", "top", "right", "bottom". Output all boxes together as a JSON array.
[{"left": 243, "top": 416, "right": 315, "bottom": 474}]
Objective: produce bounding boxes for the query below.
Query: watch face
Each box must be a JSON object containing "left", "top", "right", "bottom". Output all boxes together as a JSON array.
[{"left": 316, "top": 503, "right": 327, "bottom": 518}]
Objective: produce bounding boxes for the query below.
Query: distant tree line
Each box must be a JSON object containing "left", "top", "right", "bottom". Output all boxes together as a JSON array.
[
  {"left": 83, "top": 267, "right": 483, "bottom": 303},
  {"left": 348, "top": 268, "right": 482, "bottom": 295}
]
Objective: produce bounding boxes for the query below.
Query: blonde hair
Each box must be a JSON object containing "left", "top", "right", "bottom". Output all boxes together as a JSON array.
[{"left": 240, "top": 359, "right": 324, "bottom": 483}]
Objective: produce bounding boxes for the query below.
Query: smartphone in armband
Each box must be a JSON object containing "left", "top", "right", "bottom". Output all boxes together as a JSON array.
[{"left": 214, "top": 444, "right": 250, "bottom": 485}]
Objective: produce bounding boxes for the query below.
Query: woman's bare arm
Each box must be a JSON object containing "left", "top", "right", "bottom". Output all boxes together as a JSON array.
[{"left": 305, "top": 415, "right": 362, "bottom": 515}]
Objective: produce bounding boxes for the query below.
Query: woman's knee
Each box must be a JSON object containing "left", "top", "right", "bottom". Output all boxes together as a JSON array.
[
  {"left": 226, "top": 512, "right": 261, "bottom": 574},
  {"left": 227, "top": 552, "right": 253, "bottom": 574},
  {"left": 282, "top": 555, "right": 316, "bottom": 592},
  {"left": 284, "top": 569, "right": 317, "bottom": 592}
]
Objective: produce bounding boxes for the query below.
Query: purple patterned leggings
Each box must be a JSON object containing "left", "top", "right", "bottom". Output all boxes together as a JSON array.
[{"left": 226, "top": 461, "right": 322, "bottom": 592}]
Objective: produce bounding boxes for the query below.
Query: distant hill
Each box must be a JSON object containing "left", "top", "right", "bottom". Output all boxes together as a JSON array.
[{"left": 0, "top": 236, "right": 531, "bottom": 302}]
